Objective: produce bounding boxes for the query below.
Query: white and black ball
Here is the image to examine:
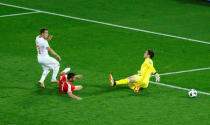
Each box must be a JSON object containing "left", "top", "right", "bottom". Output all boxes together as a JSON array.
[{"left": 188, "top": 89, "right": 197, "bottom": 98}]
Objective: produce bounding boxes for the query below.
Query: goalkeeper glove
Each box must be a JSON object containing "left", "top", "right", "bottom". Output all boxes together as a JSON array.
[{"left": 154, "top": 73, "right": 160, "bottom": 82}]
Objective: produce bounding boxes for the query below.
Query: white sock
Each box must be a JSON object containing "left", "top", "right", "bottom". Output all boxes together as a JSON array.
[
  {"left": 40, "top": 69, "right": 50, "bottom": 83},
  {"left": 51, "top": 65, "right": 60, "bottom": 81},
  {"left": 62, "top": 67, "right": 71, "bottom": 73}
]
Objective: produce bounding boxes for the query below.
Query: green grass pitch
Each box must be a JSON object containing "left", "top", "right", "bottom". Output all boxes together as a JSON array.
[{"left": 0, "top": 0, "right": 209, "bottom": 124}]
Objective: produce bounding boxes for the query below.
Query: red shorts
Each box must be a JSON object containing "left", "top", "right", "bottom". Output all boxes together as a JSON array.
[{"left": 71, "top": 84, "right": 75, "bottom": 92}]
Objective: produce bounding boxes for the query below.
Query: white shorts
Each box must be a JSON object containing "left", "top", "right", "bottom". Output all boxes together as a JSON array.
[{"left": 38, "top": 55, "right": 59, "bottom": 70}]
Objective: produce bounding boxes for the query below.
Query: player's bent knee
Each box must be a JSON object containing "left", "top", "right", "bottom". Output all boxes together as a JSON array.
[
  {"left": 128, "top": 76, "right": 136, "bottom": 83},
  {"left": 79, "top": 85, "right": 83, "bottom": 90},
  {"left": 53, "top": 64, "right": 60, "bottom": 69},
  {"left": 56, "top": 63, "right": 60, "bottom": 67},
  {"left": 142, "top": 84, "right": 149, "bottom": 88}
]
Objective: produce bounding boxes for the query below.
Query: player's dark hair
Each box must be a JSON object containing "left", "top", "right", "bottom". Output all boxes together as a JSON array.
[
  {"left": 147, "top": 50, "right": 154, "bottom": 59},
  {"left": 40, "top": 28, "right": 48, "bottom": 34},
  {"left": 67, "top": 73, "right": 76, "bottom": 79}
]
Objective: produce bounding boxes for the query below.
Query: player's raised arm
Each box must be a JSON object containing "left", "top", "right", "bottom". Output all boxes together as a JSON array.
[
  {"left": 75, "top": 75, "right": 83, "bottom": 79},
  {"left": 149, "top": 64, "right": 160, "bottom": 82},
  {"left": 47, "top": 35, "right": 53, "bottom": 41},
  {"left": 148, "top": 63, "right": 160, "bottom": 82},
  {"left": 146, "top": 50, "right": 160, "bottom": 82},
  {"left": 67, "top": 92, "right": 82, "bottom": 100},
  {"left": 46, "top": 47, "right": 62, "bottom": 61},
  {"left": 149, "top": 62, "right": 156, "bottom": 74}
]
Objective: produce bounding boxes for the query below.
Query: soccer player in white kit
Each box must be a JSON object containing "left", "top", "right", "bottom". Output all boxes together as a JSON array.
[{"left": 35, "top": 28, "right": 62, "bottom": 88}]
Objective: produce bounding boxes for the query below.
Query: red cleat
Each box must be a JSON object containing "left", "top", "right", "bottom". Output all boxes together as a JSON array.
[
  {"left": 134, "top": 86, "right": 140, "bottom": 93},
  {"left": 109, "top": 74, "right": 116, "bottom": 86}
]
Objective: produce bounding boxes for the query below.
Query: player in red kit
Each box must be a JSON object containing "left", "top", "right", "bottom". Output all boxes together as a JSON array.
[{"left": 59, "top": 68, "right": 83, "bottom": 100}]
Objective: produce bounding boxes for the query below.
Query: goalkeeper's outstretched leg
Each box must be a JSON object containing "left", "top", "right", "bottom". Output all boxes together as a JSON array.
[{"left": 109, "top": 74, "right": 141, "bottom": 93}]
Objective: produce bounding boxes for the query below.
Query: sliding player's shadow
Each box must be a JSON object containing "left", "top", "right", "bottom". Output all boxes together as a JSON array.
[
  {"left": 35, "top": 87, "right": 58, "bottom": 95},
  {"left": 82, "top": 84, "right": 141, "bottom": 97},
  {"left": 34, "top": 87, "right": 71, "bottom": 99},
  {"left": 34, "top": 83, "right": 149, "bottom": 98},
  {"left": 34, "top": 83, "right": 65, "bottom": 97},
  {"left": 173, "top": 0, "right": 210, "bottom": 7},
  {"left": 0, "top": 85, "right": 29, "bottom": 91},
  {"left": 0, "top": 86, "right": 30, "bottom": 99}
]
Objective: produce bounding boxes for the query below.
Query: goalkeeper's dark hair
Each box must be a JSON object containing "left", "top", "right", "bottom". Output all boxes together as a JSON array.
[
  {"left": 67, "top": 73, "right": 76, "bottom": 79},
  {"left": 40, "top": 28, "right": 48, "bottom": 34},
  {"left": 148, "top": 50, "right": 154, "bottom": 59}
]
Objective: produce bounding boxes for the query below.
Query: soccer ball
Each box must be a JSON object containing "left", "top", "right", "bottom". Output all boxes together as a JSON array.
[{"left": 188, "top": 89, "right": 197, "bottom": 98}]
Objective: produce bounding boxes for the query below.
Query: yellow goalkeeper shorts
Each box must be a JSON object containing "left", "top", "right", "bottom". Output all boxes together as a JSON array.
[{"left": 133, "top": 75, "right": 149, "bottom": 88}]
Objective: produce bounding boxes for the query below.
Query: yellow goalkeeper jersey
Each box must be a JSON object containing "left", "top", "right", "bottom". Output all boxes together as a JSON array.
[{"left": 139, "top": 58, "right": 156, "bottom": 83}]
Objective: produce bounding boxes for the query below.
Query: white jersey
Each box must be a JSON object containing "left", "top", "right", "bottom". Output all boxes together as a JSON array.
[{"left": 35, "top": 36, "right": 49, "bottom": 57}]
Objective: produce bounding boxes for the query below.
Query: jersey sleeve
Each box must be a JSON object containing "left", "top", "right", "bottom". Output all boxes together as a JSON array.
[
  {"left": 45, "top": 41, "right": 49, "bottom": 48},
  {"left": 148, "top": 61, "right": 156, "bottom": 74},
  {"left": 67, "top": 83, "right": 72, "bottom": 93}
]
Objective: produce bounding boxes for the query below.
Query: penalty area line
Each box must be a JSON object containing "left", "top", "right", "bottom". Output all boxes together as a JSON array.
[
  {"left": 150, "top": 81, "right": 210, "bottom": 96},
  {"left": 0, "top": 2, "right": 209, "bottom": 45},
  {"left": 0, "top": 11, "right": 40, "bottom": 18},
  {"left": 159, "top": 67, "right": 210, "bottom": 76}
]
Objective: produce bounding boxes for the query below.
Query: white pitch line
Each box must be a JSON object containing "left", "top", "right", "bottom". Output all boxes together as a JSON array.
[
  {"left": 0, "top": 2, "right": 209, "bottom": 45},
  {"left": 150, "top": 67, "right": 210, "bottom": 96},
  {"left": 159, "top": 67, "right": 210, "bottom": 76},
  {"left": 150, "top": 81, "right": 210, "bottom": 96},
  {"left": 0, "top": 11, "right": 39, "bottom": 18},
  {"left": 0, "top": 2, "right": 209, "bottom": 96}
]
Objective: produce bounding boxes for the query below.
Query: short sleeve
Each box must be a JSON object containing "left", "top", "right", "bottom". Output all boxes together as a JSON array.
[
  {"left": 67, "top": 83, "right": 72, "bottom": 93},
  {"left": 45, "top": 41, "right": 49, "bottom": 48},
  {"left": 148, "top": 61, "right": 156, "bottom": 74}
]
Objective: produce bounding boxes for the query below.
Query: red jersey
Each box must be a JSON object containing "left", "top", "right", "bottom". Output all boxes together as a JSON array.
[{"left": 59, "top": 72, "right": 75, "bottom": 93}]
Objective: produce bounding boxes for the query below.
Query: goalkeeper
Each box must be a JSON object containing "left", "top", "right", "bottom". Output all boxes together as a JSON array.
[{"left": 109, "top": 50, "right": 160, "bottom": 93}]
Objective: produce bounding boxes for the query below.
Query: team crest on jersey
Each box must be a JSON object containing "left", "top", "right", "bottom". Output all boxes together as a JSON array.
[{"left": 149, "top": 62, "right": 152, "bottom": 64}]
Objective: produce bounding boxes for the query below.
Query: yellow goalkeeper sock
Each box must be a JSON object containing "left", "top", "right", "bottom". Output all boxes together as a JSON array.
[{"left": 116, "top": 78, "right": 130, "bottom": 85}]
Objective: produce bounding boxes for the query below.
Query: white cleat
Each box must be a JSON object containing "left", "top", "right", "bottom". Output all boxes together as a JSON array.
[
  {"left": 38, "top": 81, "right": 45, "bottom": 88},
  {"left": 51, "top": 80, "right": 58, "bottom": 83},
  {"left": 62, "top": 67, "right": 71, "bottom": 73}
]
